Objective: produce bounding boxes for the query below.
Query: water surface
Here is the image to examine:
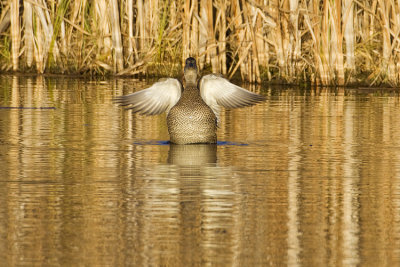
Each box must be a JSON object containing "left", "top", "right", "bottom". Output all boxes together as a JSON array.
[{"left": 0, "top": 75, "right": 399, "bottom": 266}]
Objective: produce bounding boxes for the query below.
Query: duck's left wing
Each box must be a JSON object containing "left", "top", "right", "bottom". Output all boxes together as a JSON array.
[
  {"left": 114, "top": 78, "right": 182, "bottom": 115},
  {"left": 199, "top": 74, "right": 265, "bottom": 120}
]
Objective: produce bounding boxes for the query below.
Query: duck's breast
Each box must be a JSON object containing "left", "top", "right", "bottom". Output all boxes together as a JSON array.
[{"left": 167, "top": 88, "right": 217, "bottom": 144}]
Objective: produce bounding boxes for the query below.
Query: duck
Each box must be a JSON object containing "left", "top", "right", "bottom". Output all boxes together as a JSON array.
[{"left": 115, "top": 57, "right": 265, "bottom": 144}]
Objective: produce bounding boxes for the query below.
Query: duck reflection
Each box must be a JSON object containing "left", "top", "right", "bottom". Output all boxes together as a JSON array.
[
  {"left": 131, "top": 144, "right": 241, "bottom": 266},
  {"left": 168, "top": 143, "right": 217, "bottom": 165}
]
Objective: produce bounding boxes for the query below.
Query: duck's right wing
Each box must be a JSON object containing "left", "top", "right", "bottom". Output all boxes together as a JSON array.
[
  {"left": 199, "top": 74, "right": 265, "bottom": 122},
  {"left": 114, "top": 78, "right": 182, "bottom": 115}
]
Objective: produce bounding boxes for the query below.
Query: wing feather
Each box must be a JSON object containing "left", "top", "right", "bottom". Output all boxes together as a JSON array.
[
  {"left": 114, "top": 78, "right": 182, "bottom": 115},
  {"left": 199, "top": 74, "right": 265, "bottom": 121}
]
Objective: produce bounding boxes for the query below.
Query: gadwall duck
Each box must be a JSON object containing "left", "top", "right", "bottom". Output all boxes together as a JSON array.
[{"left": 115, "top": 57, "right": 265, "bottom": 144}]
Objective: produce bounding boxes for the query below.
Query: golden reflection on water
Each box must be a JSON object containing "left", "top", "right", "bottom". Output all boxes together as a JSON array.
[{"left": 0, "top": 75, "right": 400, "bottom": 266}]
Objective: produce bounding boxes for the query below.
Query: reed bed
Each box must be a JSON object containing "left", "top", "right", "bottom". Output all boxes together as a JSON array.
[{"left": 0, "top": 0, "right": 400, "bottom": 86}]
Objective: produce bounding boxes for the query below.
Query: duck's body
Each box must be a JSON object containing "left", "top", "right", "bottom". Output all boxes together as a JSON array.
[
  {"left": 167, "top": 82, "right": 217, "bottom": 144},
  {"left": 115, "top": 57, "right": 265, "bottom": 144}
]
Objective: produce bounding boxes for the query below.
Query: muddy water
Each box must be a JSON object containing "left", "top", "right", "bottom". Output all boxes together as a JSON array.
[{"left": 0, "top": 75, "right": 399, "bottom": 266}]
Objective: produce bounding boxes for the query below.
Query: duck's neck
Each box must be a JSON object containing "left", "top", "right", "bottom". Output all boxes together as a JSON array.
[{"left": 184, "top": 69, "right": 197, "bottom": 87}]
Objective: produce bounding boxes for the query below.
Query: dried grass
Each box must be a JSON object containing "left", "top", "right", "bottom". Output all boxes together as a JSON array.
[{"left": 0, "top": 0, "right": 399, "bottom": 85}]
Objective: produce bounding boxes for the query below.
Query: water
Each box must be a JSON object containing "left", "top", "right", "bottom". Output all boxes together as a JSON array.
[{"left": 0, "top": 75, "right": 399, "bottom": 266}]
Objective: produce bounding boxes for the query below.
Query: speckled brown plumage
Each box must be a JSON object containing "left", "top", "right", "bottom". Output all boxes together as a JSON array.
[{"left": 167, "top": 83, "right": 217, "bottom": 144}]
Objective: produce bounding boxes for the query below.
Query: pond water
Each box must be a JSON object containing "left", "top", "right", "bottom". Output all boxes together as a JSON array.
[{"left": 0, "top": 75, "right": 399, "bottom": 266}]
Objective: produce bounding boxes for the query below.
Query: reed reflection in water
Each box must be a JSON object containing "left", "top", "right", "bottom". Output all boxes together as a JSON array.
[{"left": 0, "top": 75, "right": 399, "bottom": 266}]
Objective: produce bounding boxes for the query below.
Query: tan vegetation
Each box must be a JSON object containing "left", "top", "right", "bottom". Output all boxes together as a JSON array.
[{"left": 0, "top": 0, "right": 400, "bottom": 86}]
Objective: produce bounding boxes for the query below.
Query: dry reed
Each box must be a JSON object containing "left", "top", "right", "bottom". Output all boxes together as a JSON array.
[{"left": 0, "top": 0, "right": 400, "bottom": 86}]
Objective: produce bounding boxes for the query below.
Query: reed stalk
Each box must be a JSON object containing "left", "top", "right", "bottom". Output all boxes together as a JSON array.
[
  {"left": 109, "top": 0, "right": 123, "bottom": 72},
  {"left": 182, "top": 0, "right": 190, "bottom": 62},
  {"left": 377, "top": 0, "right": 399, "bottom": 84},
  {"left": 343, "top": 0, "right": 355, "bottom": 70},
  {"left": 288, "top": 0, "right": 297, "bottom": 76},
  {"left": 0, "top": 5, "right": 10, "bottom": 35},
  {"left": 191, "top": 0, "right": 199, "bottom": 59},
  {"left": 60, "top": 16, "right": 67, "bottom": 56},
  {"left": 24, "top": 1, "right": 34, "bottom": 67},
  {"left": 10, "top": 0, "right": 19, "bottom": 71},
  {"left": 0, "top": 0, "right": 400, "bottom": 86},
  {"left": 96, "top": 0, "right": 112, "bottom": 58},
  {"left": 34, "top": 0, "right": 55, "bottom": 73},
  {"left": 198, "top": 0, "right": 208, "bottom": 69},
  {"left": 136, "top": 0, "right": 144, "bottom": 51},
  {"left": 333, "top": 0, "right": 345, "bottom": 84},
  {"left": 271, "top": 0, "right": 288, "bottom": 79},
  {"left": 206, "top": 0, "right": 218, "bottom": 73},
  {"left": 219, "top": 0, "right": 227, "bottom": 74},
  {"left": 242, "top": 0, "right": 260, "bottom": 83},
  {"left": 127, "top": 0, "right": 134, "bottom": 64},
  {"left": 232, "top": 0, "right": 247, "bottom": 80}
]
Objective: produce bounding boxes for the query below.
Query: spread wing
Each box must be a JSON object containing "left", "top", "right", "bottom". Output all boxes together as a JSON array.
[
  {"left": 199, "top": 74, "right": 265, "bottom": 121},
  {"left": 114, "top": 78, "right": 182, "bottom": 115}
]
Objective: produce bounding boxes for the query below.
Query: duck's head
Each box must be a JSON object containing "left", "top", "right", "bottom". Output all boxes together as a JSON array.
[{"left": 184, "top": 57, "right": 198, "bottom": 85}]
